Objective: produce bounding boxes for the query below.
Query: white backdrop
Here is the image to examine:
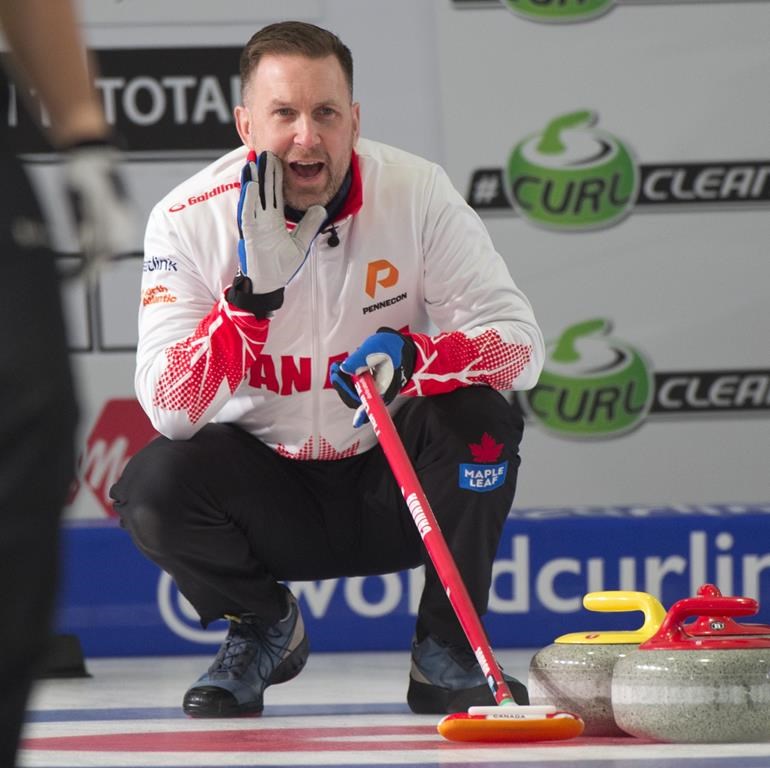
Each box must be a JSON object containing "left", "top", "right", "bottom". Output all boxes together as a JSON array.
[
  {"left": 17, "top": 0, "right": 765, "bottom": 518},
  {"left": 435, "top": 1, "right": 770, "bottom": 507}
]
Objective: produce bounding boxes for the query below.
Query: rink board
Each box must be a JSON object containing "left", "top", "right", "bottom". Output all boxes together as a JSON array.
[{"left": 55, "top": 505, "right": 770, "bottom": 656}]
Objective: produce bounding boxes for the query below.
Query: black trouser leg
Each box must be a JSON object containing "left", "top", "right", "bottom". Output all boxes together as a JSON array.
[
  {"left": 112, "top": 425, "right": 308, "bottom": 626},
  {"left": 392, "top": 387, "right": 523, "bottom": 646},
  {"left": 113, "top": 387, "right": 522, "bottom": 646}
]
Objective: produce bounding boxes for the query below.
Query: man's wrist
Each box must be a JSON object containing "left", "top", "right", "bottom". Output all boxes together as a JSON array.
[{"left": 226, "top": 275, "right": 284, "bottom": 318}]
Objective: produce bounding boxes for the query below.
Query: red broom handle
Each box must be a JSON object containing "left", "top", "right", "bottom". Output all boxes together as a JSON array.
[{"left": 353, "top": 371, "right": 514, "bottom": 707}]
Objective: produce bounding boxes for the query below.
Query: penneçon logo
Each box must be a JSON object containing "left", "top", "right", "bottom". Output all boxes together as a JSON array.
[
  {"left": 467, "top": 110, "right": 770, "bottom": 231},
  {"left": 362, "top": 259, "right": 406, "bottom": 316},
  {"left": 365, "top": 259, "right": 399, "bottom": 298}
]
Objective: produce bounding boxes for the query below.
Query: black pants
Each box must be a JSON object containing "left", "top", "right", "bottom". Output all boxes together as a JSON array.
[
  {"left": 0, "top": 151, "right": 78, "bottom": 766},
  {"left": 112, "top": 387, "right": 523, "bottom": 646}
]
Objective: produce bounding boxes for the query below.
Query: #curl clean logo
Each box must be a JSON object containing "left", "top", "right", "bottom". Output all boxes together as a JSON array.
[
  {"left": 507, "top": 110, "right": 638, "bottom": 231},
  {"left": 520, "top": 318, "right": 653, "bottom": 438},
  {"left": 468, "top": 110, "right": 769, "bottom": 224},
  {"left": 501, "top": 0, "right": 616, "bottom": 23}
]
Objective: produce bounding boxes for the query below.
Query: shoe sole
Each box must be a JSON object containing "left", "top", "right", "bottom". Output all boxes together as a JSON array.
[{"left": 183, "top": 633, "right": 310, "bottom": 718}]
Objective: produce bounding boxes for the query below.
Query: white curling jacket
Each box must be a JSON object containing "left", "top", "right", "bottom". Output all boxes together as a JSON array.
[{"left": 136, "top": 138, "right": 544, "bottom": 459}]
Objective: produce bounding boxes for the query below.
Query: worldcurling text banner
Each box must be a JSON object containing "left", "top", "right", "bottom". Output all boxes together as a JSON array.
[{"left": 56, "top": 504, "right": 770, "bottom": 656}]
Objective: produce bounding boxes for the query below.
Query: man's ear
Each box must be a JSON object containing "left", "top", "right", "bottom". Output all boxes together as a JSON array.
[
  {"left": 234, "top": 105, "right": 252, "bottom": 147},
  {"left": 351, "top": 101, "right": 361, "bottom": 144}
]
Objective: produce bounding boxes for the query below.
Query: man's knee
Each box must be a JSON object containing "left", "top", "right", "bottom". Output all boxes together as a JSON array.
[
  {"left": 395, "top": 388, "right": 522, "bottom": 532},
  {"left": 396, "top": 386, "right": 523, "bottom": 457},
  {"left": 110, "top": 436, "right": 191, "bottom": 551}
]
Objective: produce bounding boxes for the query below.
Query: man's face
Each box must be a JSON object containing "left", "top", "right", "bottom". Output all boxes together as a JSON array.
[{"left": 234, "top": 53, "right": 360, "bottom": 211}]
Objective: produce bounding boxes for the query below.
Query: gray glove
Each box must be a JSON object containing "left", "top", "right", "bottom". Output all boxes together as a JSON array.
[
  {"left": 64, "top": 140, "right": 137, "bottom": 272},
  {"left": 236, "top": 150, "right": 327, "bottom": 293}
]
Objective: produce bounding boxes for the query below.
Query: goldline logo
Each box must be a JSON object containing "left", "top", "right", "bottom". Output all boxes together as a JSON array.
[
  {"left": 468, "top": 110, "right": 770, "bottom": 229},
  {"left": 406, "top": 492, "right": 433, "bottom": 538},
  {"left": 519, "top": 319, "right": 770, "bottom": 439}
]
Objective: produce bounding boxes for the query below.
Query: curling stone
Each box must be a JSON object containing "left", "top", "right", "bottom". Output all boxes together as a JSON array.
[
  {"left": 528, "top": 591, "right": 666, "bottom": 736},
  {"left": 612, "top": 593, "right": 770, "bottom": 743}
]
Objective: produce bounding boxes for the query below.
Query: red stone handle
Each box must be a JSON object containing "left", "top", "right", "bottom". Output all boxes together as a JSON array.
[{"left": 641, "top": 596, "right": 760, "bottom": 649}]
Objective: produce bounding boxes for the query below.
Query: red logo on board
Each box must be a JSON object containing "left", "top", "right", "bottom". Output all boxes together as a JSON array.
[{"left": 68, "top": 399, "right": 158, "bottom": 517}]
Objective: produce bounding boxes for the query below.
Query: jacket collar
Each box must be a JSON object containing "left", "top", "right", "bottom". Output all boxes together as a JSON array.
[
  {"left": 284, "top": 149, "right": 363, "bottom": 227},
  {"left": 335, "top": 150, "right": 363, "bottom": 221}
]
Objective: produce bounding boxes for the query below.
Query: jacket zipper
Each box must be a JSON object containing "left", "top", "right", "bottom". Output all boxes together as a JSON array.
[{"left": 309, "top": 240, "right": 320, "bottom": 459}]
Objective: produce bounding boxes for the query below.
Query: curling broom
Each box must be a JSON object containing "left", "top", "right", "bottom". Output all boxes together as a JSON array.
[{"left": 353, "top": 371, "right": 583, "bottom": 743}]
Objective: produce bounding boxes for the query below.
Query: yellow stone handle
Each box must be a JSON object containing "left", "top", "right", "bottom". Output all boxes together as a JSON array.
[{"left": 555, "top": 591, "right": 667, "bottom": 645}]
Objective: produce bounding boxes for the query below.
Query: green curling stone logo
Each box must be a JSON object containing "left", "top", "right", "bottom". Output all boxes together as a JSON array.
[
  {"left": 507, "top": 111, "right": 638, "bottom": 230},
  {"left": 522, "top": 319, "right": 653, "bottom": 438},
  {"left": 500, "top": 0, "right": 616, "bottom": 23}
]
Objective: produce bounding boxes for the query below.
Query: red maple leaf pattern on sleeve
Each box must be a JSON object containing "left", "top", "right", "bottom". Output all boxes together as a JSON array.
[
  {"left": 402, "top": 329, "right": 532, "bottom": 397},
  {"left": 469, "top": 433, "right": 504, "bottom": 463},
  {"left": 152, "top": 296, "right": 270, "bottom": 424}
]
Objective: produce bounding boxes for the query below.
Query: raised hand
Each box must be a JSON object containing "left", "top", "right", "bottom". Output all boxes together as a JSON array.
[{"left": 237, "top": 150, "right": 327, "bottom": 293}]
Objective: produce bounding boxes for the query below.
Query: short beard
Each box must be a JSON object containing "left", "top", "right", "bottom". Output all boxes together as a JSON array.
[{"left": 284, "top": 177, "right": 339, "bottom": 212}]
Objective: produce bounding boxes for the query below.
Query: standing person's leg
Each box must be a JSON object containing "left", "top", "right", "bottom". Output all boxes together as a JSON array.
[{"left": 0, "top": 156, "right": 78, "bottom": 765}]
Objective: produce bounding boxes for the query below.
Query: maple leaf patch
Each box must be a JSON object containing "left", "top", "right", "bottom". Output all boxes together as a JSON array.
[{"left": 469, "top": 433, "right": 503, "bottom": 463}]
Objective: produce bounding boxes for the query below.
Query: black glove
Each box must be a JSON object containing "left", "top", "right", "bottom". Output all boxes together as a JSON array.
[
  {"left": 63, "top": 139, "right": 137, "bottom": 274},
  {"left": 330, "top": 327, "right": 417, "bottom": 427}
]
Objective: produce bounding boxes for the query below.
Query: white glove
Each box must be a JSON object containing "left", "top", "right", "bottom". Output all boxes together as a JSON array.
[
  {"left": 237, "top": 151, "right": 327, "bottom": 293},
  {"left": 64, "top": 141, "right": 137, "bottom": 272}
]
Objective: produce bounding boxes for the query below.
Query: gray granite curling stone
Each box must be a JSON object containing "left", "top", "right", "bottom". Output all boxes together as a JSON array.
[
  {"left": 529, "top": 641, "right": 635, "bottom": 736},
  {"left": 529, "top": 591, "right": 665, "bottom": 736},
  {"left": 612, "top": 593, "right": 770, "bottom": 743}
]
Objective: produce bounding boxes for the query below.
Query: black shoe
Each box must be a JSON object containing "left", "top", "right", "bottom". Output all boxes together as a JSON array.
[
  {"left": 407, "top": 634, "right": 529, "bottom": 714},
  {"left": 183, "top": 587, "right": 308, "bottom": 717}
]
